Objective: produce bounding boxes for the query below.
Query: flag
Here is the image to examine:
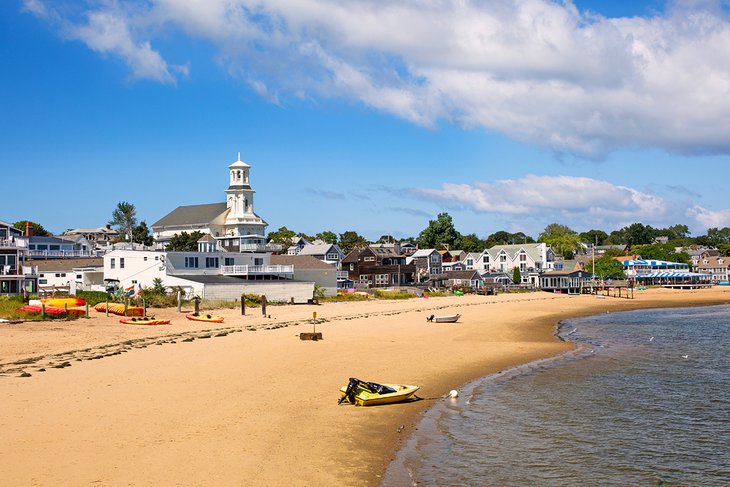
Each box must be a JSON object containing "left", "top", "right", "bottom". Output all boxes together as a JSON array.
[
  {"left": 124, "top": 285, "right": 135, "bottom": 297},
  {"left": 133, "top": 283, "right": 142, "bottom": 297}
]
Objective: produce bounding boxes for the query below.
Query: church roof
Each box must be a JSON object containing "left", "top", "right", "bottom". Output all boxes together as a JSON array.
[
  {"left": 152, "top": 202, "right": 228, "bottom": 229},
  {"left": 229, "top": 152, "right": 250, "bottom": 169}
]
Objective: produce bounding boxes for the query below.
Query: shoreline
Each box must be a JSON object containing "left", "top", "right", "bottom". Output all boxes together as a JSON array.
[{"left": 0, "top": 288, "right": 728, "bottom": 486}]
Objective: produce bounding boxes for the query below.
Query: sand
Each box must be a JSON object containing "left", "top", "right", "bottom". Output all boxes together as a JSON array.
[{"left": 0, "top": 287, "right": 728, "bottom": 486}]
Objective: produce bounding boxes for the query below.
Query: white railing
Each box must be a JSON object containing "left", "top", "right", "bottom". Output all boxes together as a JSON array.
[
  {"left": 238, "top": 243, "right": 283, "bottom": 252},
  {"left": 220, "top": 264, "right": 294, "bottom": 275},
  {"left": 336, "top": 271, "right": 349, "bottom": 280},
  {"left": 0, "top": 238, "right": 27, "bottom": 249},
  {"left": 27, "top": 250, "right": 103, "bottom": 258}
]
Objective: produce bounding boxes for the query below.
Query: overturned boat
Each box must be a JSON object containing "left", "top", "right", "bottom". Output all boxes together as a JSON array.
[
  {"left": 426, "top": 314, "right": 461, "bottom": 323},
  {"left": 338, "top": 378, "right": 420, "bottom": 406}
]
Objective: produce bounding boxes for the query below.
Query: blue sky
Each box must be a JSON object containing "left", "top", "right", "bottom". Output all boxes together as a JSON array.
[{"left": 2, "top": 0, "right": 730, "bottom": 241}]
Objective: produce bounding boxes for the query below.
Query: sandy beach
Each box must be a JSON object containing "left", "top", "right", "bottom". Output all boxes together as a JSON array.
[{"left": 1, "top": 287, "right": 728, "bottom": 486}]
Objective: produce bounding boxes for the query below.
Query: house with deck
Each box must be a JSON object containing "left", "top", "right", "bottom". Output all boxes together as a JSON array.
[{"left": 0, "top": 220, "right": 38, "bottom": 295}]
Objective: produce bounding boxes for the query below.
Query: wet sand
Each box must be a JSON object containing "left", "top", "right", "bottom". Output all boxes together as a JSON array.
[{"left": 0, "top": 287, "right": 727, "bottom": 486}]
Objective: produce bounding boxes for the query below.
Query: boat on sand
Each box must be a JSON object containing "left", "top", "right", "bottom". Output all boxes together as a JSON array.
[
  {"left": 338, "top": 378, "right": 420, "bottom": 406},
  {"left": 186, "top": 313, "right": 224, "bottom": 323},
  {"left": 426, "top": 314, "right": 461, "bottom": 323}
]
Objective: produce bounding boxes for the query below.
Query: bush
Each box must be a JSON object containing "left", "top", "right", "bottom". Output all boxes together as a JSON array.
[
  {"left": 76, "top": 291, "right": 112, "bottom": 306},
  {"left": 373, "top": 290, "right": 414, "bottom": 300}
]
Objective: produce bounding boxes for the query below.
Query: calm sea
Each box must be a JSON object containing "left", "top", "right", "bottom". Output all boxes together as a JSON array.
[{"left": 382, "top": 305, "right": 730, "bottom": 486}]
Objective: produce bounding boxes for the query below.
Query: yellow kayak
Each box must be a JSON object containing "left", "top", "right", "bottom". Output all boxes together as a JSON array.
[
  {"left": 339, "top": 378, "right": 420, "bottom": 406},
  {"left": 186, "top": 313, "right": 224, "bottom": 323}
]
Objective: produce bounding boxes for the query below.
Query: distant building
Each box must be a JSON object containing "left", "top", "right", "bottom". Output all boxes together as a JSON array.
[
  {"left": 152, "top": 154, "right": 276, "bottom": 253},
  {"left": 62, "top": 226, "right": 119, "bottom": 249}
]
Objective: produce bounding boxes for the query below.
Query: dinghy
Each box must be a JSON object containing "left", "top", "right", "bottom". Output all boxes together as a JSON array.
[
  {"left": 120, "top": 317, "right": 171, "bottom": 326},
  {"left": 426, "top": 314, "right": 461, "bottom": 323},
  {"left": 338, "top": 378, "right": 420, "bottom": 406},
  {"left": 186, "top": 313, "right": 224, "bottom": 323}
]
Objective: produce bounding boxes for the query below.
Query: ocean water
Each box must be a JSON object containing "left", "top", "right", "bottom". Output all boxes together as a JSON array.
[{"left": 382, "top": 305, "right": 730, "bottom": 486}]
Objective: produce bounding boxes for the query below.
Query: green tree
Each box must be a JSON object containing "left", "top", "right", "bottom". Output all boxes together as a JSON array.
[
  {"left": 109, "top": 201, "right": 138, "bottom": 243},
  {"left": 13, "top": 220, "right": 50, "bottom": 236},
  {"left": 512, "top": 266, "right": 521, "bottom": 284},
  {"left": 588, "top": 255, "right": 626, "bottom": 279},
  {"left": 417, "top": 212, "right": 460, "bottom": 249},
  {"left": 718, "top": 242, "right": 730, "bottom": 256},
  {"left": 632, "top": 243, "right": 690, "bottom": 264},
  {"left": 267, "top": 226, "right": 296, "bottom": 247},
  {"left": 338, "top": 230, "right": 369, "bottom": 254},
  {"left": 538, "top": 223, "right": 582, "bottom": 258},
  {"left": 166, "top": 231, "right": 204, "bottom": 251},
  {"left": 486, "top": 231, "right": 512, "bottom": 247},
  {"left": 132, "top": 221, "right": 154, "bottom": 246},
  {"left": 579, "top": 229, "right": 608, "bottom": 246},
  {"left": 622, "top": 223, "right": 655, "bottom": 246},
  {"left": 455, "top": 233, "right": 485, "bottom": 253},
  {"left": 696, "top": 227, "right": 730, "bottom": 247},
  {"left": 315, "top": 231, "right": 338, "bottom": 244},
  {"left": 375, "top": 234, "right": 396, "bottom": 244}
]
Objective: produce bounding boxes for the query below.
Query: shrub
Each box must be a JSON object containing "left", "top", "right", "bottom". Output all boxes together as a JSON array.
[
  {"left": 373, "top": 290, "right": 414, "bottom": 300},
  {"left": 76, "top": 291, "right": 112, "bottom": 306}
]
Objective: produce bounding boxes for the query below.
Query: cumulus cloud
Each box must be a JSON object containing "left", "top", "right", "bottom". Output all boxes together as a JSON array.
[
  {"left": 409, "top": 174, "right": 730, "bottom": 231},
  {"left": 686, "top": 205, "right": 730, "bottom": 228},
  {"left": 22, "top": 0, "right": 730, "bottom": 156}
]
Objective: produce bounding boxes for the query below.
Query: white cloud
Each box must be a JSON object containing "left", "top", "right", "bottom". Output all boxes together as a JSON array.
[
  {"left": 686, "top": 205, "right": 730, "bottom": 228},
  {"left": 410, "top": 174, "right": 730, "bottom": 232},
  {"left": 23, "top": 0, "right": 730, "bottom": 156}
]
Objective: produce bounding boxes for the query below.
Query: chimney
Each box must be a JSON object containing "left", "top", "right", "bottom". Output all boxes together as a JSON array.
[{"left": 25, "top": 221, "right": 32, "bottom": 237}]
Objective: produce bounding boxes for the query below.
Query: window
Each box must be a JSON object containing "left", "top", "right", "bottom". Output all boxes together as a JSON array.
[
  {"left": 61, "top": 273, "right": 66, "bottom": 277},
  {"left": 484, "top": 255, "right": 490, "bottom": 263},
  {"left": 326, "top": 252, "right": 339, "bottom": 260},
  {"left": 185, "top": 257, "right": 199, "bottom": 268},
  {"left": 206, "top": 257, "right": 219, "bottom": 268},
  {"left": 375, "top": 274, "right": 389, "bottom": 285},
  {"left": 55, "top": 273, "right": 60, "bottom": 278},
  {"left": 519, "top": 253, "right": 527, "bottom": 262},
  {"left": 224, "top": 257, "right": 234, "bottom": 266},
  {"left": 359, "top": 275, "right": 370, "bottom": 282},
  {"left": 40, "top": 273, "right": 45, "bottom": 277},
  {"left": 76, "top": 274, "right": 82, "bottom": 279},
  {"left": 50, "top": 245, "right": 60, "bottom": 251},
  {"left": 155, "top": 256, "right": 159, "bottom": 260},
  {"left": 254, "top": 258, "right": 263, "bottom": 266},
  {"left": 430, "top": 254, "right": 439, "bottom": 263},
  {"left": 500, "top": 255, "right": 507, "bottom": 262},
  {"left": 364, "top": 256, "right": 375, "bottom": 262},
  {"left": 144, "top": 256, "right": 148, "bottom": 261},
  {"left": 39, "top": 279, "right": 47, "bottom": 284},
  {"left": 120, "top": 258, "right": 125, "bottom": 269}
]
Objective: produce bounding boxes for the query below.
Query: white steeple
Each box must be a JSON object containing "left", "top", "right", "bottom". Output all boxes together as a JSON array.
[{"left": 224, "top": 153, "right": 266, "bottom": 237}]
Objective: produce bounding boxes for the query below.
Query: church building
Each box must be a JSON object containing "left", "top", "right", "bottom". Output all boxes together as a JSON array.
[{"left": 152, "top": 154, "right": 273, "bottom": 251}]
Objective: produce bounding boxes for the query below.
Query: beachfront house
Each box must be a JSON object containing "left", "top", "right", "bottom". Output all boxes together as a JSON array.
[
  {"left": 0, "top": 220, "right": 38, "bottom": 295},
  {"left": 35, "top": 257, "right": 104, "bottom": 293},
  {"left": 102, "top": 248, "right": 317, "bottom": 302},
  {"left": 539, "top": 269, "right": 594, "bottom": 294},
  {"left": 690, "top": 252, "right": 730, "bottom": 283},
  {"left": 621, "top": 258, "right": 712, "bottom": 288},
  {"left": 270, "top": 254, "right": 338, "bottom": 296},
  {"left": 285, "top": 236, "right": 313, "bottom": 255},
  {"left": 341, "top": 245, "right": 415, "bottom": 288},
  {"left": 444, "top": 269, "right": 484, "bottom": 290},
  {"left": 478, "top": 243, "right": 555, "bottom": 286},
  {"left": 407, "top": 249, "right": 446, "bottom": 286}
]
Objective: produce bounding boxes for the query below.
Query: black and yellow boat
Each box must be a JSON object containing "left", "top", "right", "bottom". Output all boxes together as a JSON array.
[{"left": 338, "top": 378, "right": 420, "bottom": 406}]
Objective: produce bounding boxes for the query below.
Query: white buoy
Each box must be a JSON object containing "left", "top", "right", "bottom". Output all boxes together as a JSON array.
[{"left": 449, "top": 389, "right": 459, "bottom": 398}]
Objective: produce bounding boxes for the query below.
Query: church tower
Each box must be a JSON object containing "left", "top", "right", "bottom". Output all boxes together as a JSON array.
[{"left": 224, "top": 153, "right": 266, "bottom": 236}]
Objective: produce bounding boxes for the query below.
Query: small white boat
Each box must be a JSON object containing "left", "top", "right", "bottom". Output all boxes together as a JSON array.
[{"left": 426, "top": 314, "right": 461, "bottom": 323}]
